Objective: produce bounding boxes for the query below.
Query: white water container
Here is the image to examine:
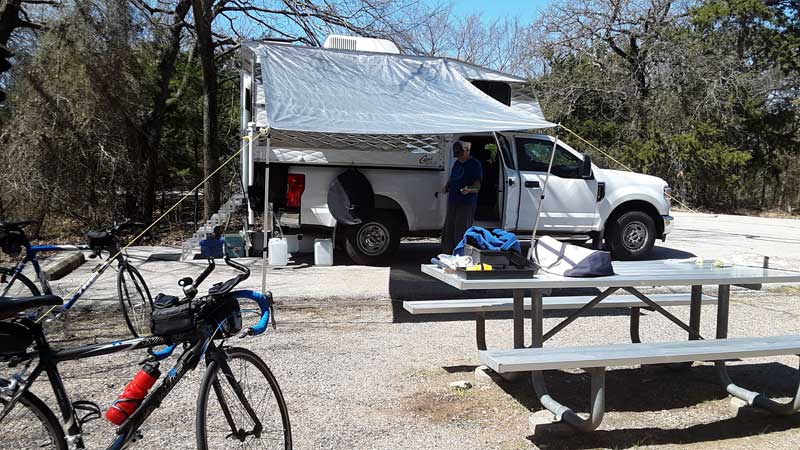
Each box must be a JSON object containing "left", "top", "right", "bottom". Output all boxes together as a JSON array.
[
  {"left": 314, "top": 239, "right": 333, "bottom": 266},
  {"left": 268, "top": 238, "right": 288, "bottom": 266}
]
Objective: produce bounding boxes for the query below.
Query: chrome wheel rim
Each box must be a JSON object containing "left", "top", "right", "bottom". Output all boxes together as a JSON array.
[
  {"left": 356, "top": 222, "right": 390, "bottom": 256},
  {"left": 622, "top": 221, "right": 648, "bottom": 251}
]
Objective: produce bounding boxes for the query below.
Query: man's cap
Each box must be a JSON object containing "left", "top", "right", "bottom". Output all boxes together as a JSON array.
[{"left": 452, "top": 141, "right": 464, "bottom": 157}]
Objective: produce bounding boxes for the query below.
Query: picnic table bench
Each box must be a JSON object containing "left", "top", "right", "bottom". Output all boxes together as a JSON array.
[
  {"left": 403, "top": 292, "right": 717, "bottom": 350},
  {"left": 417, "top": 259, "right": 800, "bottom": 432}
]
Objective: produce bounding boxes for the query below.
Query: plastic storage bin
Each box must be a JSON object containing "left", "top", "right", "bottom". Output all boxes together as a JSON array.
[
  {"left": 199, "top": 238, "right": 224, "bottom": 259},
  {"left": 314, "top": 239, "right": 333, "bottom": 266},
  {"left": 223, "top": 234, "right": 245, "bottom": 258}
]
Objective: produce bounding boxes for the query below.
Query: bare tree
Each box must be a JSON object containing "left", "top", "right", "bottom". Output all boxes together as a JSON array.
[{"left": 0, "top": 0, "right": 60, "bottom": 102}]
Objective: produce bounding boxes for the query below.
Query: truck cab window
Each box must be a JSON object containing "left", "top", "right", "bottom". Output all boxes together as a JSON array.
[
  {"left": 497, "top": 134, "right": 515, "bottom": 170},
  {"left": 515, "top": 138, "right": 582, "bottom": 178}
]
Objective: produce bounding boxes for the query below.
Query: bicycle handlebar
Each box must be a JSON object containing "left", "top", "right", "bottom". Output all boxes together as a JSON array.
[{"left": 230, "top": 290, "right": 273, "bottom": 337}]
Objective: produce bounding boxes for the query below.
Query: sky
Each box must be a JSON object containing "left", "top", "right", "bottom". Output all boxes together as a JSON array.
[{"left": 438, "top": 0, "right": 554, "bottom": 22}]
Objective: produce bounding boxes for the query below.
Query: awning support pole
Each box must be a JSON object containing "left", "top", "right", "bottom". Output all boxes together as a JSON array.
[
  {"left": 261, "top": 133, "right": 271, "bottom": 294},
  {"left": 528, "top": 124, "right": 561, "bottom": 261},
  {"left": 247, "top": 122, "right": 256, "bottom": 225}
]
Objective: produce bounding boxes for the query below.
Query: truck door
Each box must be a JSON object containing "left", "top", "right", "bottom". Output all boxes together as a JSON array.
[
  {"left": 496, "top": 133, "right": 520, "bottom": 230},
  {"left": 513, "top": 135, "right": 598, "bottom": 232}
]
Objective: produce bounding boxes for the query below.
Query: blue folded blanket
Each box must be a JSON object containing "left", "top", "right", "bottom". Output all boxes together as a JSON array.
[{"left": 453, "top": 226, "right": 521, "bottom": 256}]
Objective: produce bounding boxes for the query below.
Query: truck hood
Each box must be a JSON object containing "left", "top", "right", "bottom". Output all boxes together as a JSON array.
[{"left": 596, "top": 168, "right": 667, "bottom": 188}]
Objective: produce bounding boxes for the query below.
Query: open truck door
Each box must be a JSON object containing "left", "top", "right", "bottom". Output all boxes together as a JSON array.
[
  {"left": 495, "top": 133, "right": 521, "bottom": 231},
  {"left": 511, "top": 134, "right": 599, "bottom": 233}
]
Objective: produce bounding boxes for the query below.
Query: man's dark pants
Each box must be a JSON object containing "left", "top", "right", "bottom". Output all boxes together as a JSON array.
[{"left": 442, "top": 202, "right": 476, "bottom": 254}]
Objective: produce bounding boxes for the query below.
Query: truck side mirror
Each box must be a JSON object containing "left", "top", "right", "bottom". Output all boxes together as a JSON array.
[{"left": 579, "top": 154, "right": 593, "bottom": 179}]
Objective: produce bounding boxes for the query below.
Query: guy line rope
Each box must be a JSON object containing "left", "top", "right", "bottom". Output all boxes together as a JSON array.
[
  {"left": 560, "top": 124, "right": 697, "bottom": 214},
  {"left": 36, "top": 129, "right": 269, "bottom": 322}
]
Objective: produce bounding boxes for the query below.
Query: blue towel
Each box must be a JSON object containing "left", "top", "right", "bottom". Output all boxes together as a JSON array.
[{"left": 453, "top": 226, "right": 521, "bottom": 256}]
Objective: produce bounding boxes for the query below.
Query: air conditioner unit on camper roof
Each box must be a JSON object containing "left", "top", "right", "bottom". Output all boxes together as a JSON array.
[{"left": 323, "top": 35, "right": 400, "bottom": 54}]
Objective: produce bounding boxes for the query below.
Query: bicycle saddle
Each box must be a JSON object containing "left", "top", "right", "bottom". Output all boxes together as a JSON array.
[
  {"left": 0, "top": 295, "right": 63, "bottom": 320},
  {"left": 0, "top": 220, "right": 37, "bottom": 230}
]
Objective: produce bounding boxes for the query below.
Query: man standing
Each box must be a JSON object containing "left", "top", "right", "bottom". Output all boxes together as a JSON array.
[{"left": 441, "top": 140, "right": 482, "bottom": 254}]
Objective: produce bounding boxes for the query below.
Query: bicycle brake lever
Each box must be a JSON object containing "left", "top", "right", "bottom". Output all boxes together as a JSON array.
[{"left": 237, "top": 328, "right": 254, "bottom": 339}]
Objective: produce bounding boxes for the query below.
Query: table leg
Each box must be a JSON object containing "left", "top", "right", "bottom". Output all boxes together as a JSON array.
[
  {"left": 531, "top": 289, "right": 543, "bottom": 348},
  {"left": 716, "top": 285, "right": 730, "bottom": 339},
  {"left": 689, "top": 285, "right": 702, "bottom": 340},
  {"left": 475, "top": 313, "right": 487, "bottom": 351},
  {"left": 713, "top": 285, "right": 800, "bottom": 414},
  {"left": 513, "top": 289, "right": 524, "bottom": 349}
]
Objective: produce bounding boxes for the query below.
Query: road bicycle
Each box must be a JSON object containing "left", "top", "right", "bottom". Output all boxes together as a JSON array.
[
  {"left": 0, "top": 256, "right": 291, "bottom": 449},
  {"left": 0, "top": 220, "right": 152, "bottom": 337}
]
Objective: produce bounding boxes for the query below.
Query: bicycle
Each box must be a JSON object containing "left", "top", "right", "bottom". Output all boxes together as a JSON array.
[
  {"left": 0, "top": 220, "right": 153, "bottom": 337},
  {"left": 0, "top": 256, "right": 291, "bottom": 449}
]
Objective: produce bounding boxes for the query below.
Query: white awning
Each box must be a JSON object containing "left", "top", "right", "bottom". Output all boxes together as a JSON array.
[{"left": 253, "top": 43, "right": 554, "bottom": 135}]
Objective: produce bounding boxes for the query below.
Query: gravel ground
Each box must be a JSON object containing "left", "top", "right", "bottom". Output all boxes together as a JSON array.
[{"left": 6, "top": 286, "right": 800, "bottom": 450}]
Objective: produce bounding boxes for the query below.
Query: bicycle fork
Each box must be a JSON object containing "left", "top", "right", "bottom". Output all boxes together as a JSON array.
[{"left": 207, "top": 349, "right": 264, "bottom": 441}]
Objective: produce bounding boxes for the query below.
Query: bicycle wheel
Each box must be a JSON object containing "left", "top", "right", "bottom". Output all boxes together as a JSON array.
[
  {"left": 196, "top": 347, "right": 291, "bottom": 450},
  {"left": 0, "top": 379, "right": 67, "bottom": 450},
  {"left": 117, "top": 263, "right": 153, "bottom": 337},
  {"left": 0, "top": 268, "right": 40, "bottom": 298}
]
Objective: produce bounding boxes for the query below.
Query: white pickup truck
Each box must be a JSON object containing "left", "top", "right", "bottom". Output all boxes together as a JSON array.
[
  {"left": 240, "top": 37, "right": 673, "bottom": 265},
  {"left": 259, "top": 132, "right": 673, "bottom": 264}
]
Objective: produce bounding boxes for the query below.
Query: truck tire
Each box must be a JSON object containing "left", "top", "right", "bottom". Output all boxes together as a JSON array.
[
  {"left": 606, "top": 210, "right": 656, "bottom": 260},
  {"left": 344, "top": 213, "right": 401, "bottom": 265}
]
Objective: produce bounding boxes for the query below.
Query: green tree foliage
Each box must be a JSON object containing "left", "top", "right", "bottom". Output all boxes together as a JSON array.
[{"left": 530, "top": 0, "right": 799, "bottom": 212}]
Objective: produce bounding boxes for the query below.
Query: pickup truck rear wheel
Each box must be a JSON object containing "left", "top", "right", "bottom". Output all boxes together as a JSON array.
[
  {"left": 607, "top": 210, "right": 656, "bottom": 260},
  {"left": 344, "top": 213, "right": 401, "bottom": 265}
]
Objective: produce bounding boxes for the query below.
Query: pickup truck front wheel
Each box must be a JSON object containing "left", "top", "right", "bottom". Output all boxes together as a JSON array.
[
  {"left": 607, "top": 210, "right": 656, "bottom": 260},
  {"left": 344, "top": 213, "right": 401, "bottom": 265}
]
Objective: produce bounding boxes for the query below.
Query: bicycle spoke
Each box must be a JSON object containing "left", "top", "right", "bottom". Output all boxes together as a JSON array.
[
  {"left": 0, "top": 397, "right": 60, "bottom": 448},
  {"left": 199, "top": 350, "right": 289, "bottom": 450}
]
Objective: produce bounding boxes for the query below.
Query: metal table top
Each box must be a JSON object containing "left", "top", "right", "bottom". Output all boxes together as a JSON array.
[{"left": 421, "top": 260, "right": 800, "bottom": 290}]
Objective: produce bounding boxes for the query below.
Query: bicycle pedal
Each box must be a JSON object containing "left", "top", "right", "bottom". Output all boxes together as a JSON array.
[{"left": 72, "top": 400, "right": 102, "bottom": 426}]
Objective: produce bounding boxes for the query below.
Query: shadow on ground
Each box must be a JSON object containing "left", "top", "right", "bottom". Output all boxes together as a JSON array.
[{"left": 479, "top": 362, "right": 799, "bottom": 449}]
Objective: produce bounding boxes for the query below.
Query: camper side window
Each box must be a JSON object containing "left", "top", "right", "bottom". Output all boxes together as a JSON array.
[{"left": 515, "top": 138, "right": 582, "bottom": 178}]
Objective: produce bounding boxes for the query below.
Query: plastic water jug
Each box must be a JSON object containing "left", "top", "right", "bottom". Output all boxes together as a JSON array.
[
  {"left": 268, "top": 238, "right": 288, "bottom": 266},
  {"left": 314, "top": 239, "right": 333, "bottom": 266}
]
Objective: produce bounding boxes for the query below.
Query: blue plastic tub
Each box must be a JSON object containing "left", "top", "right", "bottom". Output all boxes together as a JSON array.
[{"left": 199, "top": 238, "right": 224, "bottom": 258}]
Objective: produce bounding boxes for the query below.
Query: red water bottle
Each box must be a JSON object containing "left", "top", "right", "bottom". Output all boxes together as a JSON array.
[{"left": 105, "top": 362, "right": 160, "bottom": 425}]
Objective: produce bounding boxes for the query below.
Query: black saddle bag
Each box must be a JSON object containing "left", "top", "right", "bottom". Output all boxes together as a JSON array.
[
  {"left": 194, "top": 294, "right": 242, "bottom": 339},
  {"left": 150, "top": 294, "right": 195, "bottom": 337},
  {"left": 86, "top": 230, "right": 115, "bottom": 252},
  {"left": 0, "top": 320, "right": 34, "bottom": 356},
  {"left": 0, "top": 229, "right": 25, "bottom": 256}
]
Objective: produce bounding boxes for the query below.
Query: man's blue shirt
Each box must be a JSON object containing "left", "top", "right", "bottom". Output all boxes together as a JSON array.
[{"left": 447, "top": 158, "right": 482, "bottom": 206}]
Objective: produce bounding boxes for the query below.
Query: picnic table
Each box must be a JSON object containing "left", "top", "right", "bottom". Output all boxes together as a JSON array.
[{"left": 419, "top": 259, "right": 800, "bottom": 431}]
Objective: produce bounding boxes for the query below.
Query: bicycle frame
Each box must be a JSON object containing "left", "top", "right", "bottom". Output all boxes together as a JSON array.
[
  {"left": 2, "top": 319, "right": 264, "bottom": 450},
  {"left": 3, "top": 322, "right": 187, "bottom": 449},
  {"left": 1, "top": 243, "right": 124, "bottom": 313}
]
